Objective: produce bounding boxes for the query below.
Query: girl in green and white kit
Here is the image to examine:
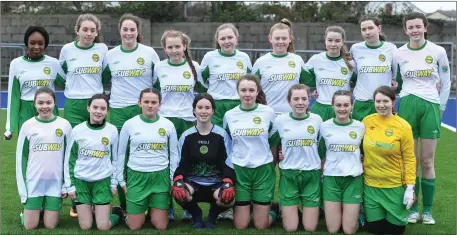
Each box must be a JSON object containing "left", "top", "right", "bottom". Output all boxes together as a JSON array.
[
  {"left": 63, "top": 94, "right": 122, "bottom": 231},
  {"left": 5, "top": 26, "right": 64, "bottom": 140}
]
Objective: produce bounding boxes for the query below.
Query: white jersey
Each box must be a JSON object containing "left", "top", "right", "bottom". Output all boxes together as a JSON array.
[
  {"left": 273, "top": 112, "right": 322, "bottom": 171},
  {"left": 223, "top": 104, "right": 280, "bottom": 168},
  {"left": 153, "top": 59, "right": 202, "bottom": 121},
  {"left": 6, "top": 55, "right": 65, "bottom": 133},
  {"left": 59, "top": 41, "right": 108, "bottom": 99},
  {"left": 16, "top": 116, "right": 72, "bottom": 203},
  {"left": 117, "top": 115, "right": 179, "bottom": 186},
  {"left": 350, "top": 41, "right": 397, "bottom": 101},
  {"left": 201, "top": 49, "right": 252, "bottom": 100},
  {"left": 252, "top": 53, "right": 307, "bottom": 115},
  {"left": 63, "top": 121, "right": 119, "bottom": 193},
  {"left": 319, "top": 119, "right": 365, "bottom": 177},
  {"left": 304, "top": 52, "right": 355, "bottom": 105},
  {"left": 393, "top": 40, "right": 451, "bottom": 111},
  {"left": 103, "top": 44, "right": 160, "bottom": 108}
]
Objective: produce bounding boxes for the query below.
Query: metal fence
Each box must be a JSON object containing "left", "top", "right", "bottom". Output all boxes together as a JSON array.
[{"left": 1, "top": 42, "right": 455, "bottom": 90}]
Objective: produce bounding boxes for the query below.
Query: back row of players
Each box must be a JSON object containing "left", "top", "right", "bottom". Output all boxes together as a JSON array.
[{"left": 7, "top": 11, "right": 449, "bottom": 233}]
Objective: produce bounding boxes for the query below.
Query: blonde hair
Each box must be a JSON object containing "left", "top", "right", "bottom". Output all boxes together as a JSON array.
[
  {"left": 74, "top": 14, "right": 102, "bottom": 43},
  {"left": 325, "top": 26, "right": 353, "bottom": 71},
  {"left": 214, "top": 23, "right": 239, "bottom": 49},
  {"left": 269, "top": 18, "right": 295, "bottom": 53},
  {"left": 160, "top": 30, "right": 198, "bottom": 82}
]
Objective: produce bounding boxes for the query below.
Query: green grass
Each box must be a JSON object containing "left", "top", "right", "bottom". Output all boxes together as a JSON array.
[{"left": 1, "top": 110, "right": 455, "bottom": 234}]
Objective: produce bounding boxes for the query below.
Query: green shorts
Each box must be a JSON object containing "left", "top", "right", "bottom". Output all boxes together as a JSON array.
[
  {"left": 311, "top": 101, "right": 335, "bottom": 121},
  {"left": 166, "top": 117, "right": 194, "bottom": 139},
  {"left": 323, "top": 175, "right": 363, "bottom": 204},
  {"left": 64, "top": 98, "right": 90, "bottom": 127},
  {"left": 233, "top": 163, "right": 275, "bottom": 204},
  {"left": 363, "top": 184, "right": 409, "bottom": 226},
  {"left": 126, "top": 167, "right": 171, "bottom": 214},
  {"left": 279, "top": 169, "right": 321, "bottom": 207},
  {"left": 352, "top": 100, "right": 376, "bottom": 121},
  {"left": 110, "top": 105, "right": 141, "bottom": 130},
  {"left": 398, "top": 95, "right": 441, "bottom": 139},
  {"left": 24, "top": 196, "right": 62, "bottom": 211},
  {"left": 75, "top": 177, "right": 112, "bottom": 205},
  {"left": 212, "top": 99, "right": 240, "bottom": 127},
  {"left": 18, "top": 100, "right": 59, "bottom": 132}
]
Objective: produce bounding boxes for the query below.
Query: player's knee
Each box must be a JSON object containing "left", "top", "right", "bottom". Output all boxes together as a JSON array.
[
  {"left": 253, "top": 220, "right": 269, "bottom": 230},
  {"left": 343, "top": 225, "right": 358, "bottom": 235},
  {"left": 79, "top": 222, "right": 92, "bottom": 230},
  {"left": 43, "top": 220, "right": 58, "bottom": 229},
  {"left": 283, "top": 222, "right": 298, "bottom": 232},
  {"left": 96, "top": 221, "right": 111, "bottom": 231},
  {"left": 303, "top": 223, "right": 318, "bottom": 232},
  {"left": 127, "top": 221, "right": 143, "bottom": 230},
  {"left": 327, "top": 224, "right": 341, "bottom": 233},
  {"left": 24, "top": 222, "right": 39, "bottom": 230},
  {"left": 153, "top": 222, "right": 168, "bottom": 231},
  {"left": 235, "top": 220, "right": 249, "bottom": 230}
]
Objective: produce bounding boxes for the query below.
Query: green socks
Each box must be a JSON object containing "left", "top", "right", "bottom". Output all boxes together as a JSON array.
[
  {"left": 109, "top": 214, "right": 120, "bottom": 228},
  {"left": 421, "top": 178, "right": 436, "bottom": 213},
  {"left": 411, "top": 177, "right": 421, "bottom": 212},
  {"left": 20, "top": 212, "right": 24, "bottom": 225},
  {"left": 269, "top": 210, "right": 277, "bottom": 224}
]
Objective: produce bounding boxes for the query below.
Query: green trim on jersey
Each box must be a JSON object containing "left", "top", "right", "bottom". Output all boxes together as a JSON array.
[
  {"left": 61, "top": 61, "right": 68, "bottom": 74},
  {"left": 395, "top": 64, "right": 403, "bottom": 91},
  {"left": 101, "top": 65, "right": 112, "bottom": 85},
  {"left": 21, "top": 137, "right": 30, "bottom": 194},
  {"left": 22, "top": 55, "right": 45, "bottom": 63},
  {"left": 270, "top": 52, "right": 288, "bottom": 58},
  {"left": 140, "top": 114, "right": 159, "bottom": 123},
  {"left": 202, "top": 66, "right": 210, "bottom": 84},
  {"left": 239, "top": 103, "right": 258, "bottom": 112},
  {"left": 301, "top": 68, "right": 316, "bottom": 88},
  {"left": 332, "top": 118, "right": 354, "bottom": 126},
  {"left": 85, "top": 121, "right": 107, "bottom": 130},
  {"left": 9, "top": 77, "right": 21, "bottom": 133},
  {"left": 350, "top": 73, "right": 358, "bottom": 88},
  {"left": 325, "top": 53, "right": 342, "bottom": 61},
  {"left": 167, "top": 59, "right": 187, "bottom": 67},
  {"left": 34, "top": 116, "right": 58, "bottom": 123},
  {"left": 120, "top": 43, "right": 139, "bottom": 53},
  {"left": 55, "top": 74, "right": 66, "bottom": 88},
  {"left": 318, "top": 138, "right": 326, "bottom": 159},
  {"left": 407, "top": 40, "right": 427, "bottom": 51},
  {"left": 218, "top": 49, "right": 236, "bottom": 57},
  {"left": 73, "top": 41, "right": 95, "bottom": 50},
  {"left": 269, "top": 124, "right": 281, "bottom": 147},
  {"left": 365, "top": 40, "right": 384, "bottom": 49},
  {"left": 69, "top": 141, "right": 79, "bottom": 186},
  {"left": 289, "top": 112, "right": 310, "bottom": 121}
]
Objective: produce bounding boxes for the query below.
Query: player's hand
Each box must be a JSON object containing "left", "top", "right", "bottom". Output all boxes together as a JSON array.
[
  {"left": 68, "top": 191, "right": 76, "bottom": 200},
  {"left": 312, "top": 90, "right": 319, "bottom": 100},
  {"left": 172, "top": 175, "right": 188, "bottom": 203},
  {"left": 391, "top": 80, "right": 398, "bottom": 90},
  {"left": 61, "top": 193, "right": 68, "bottom": 199},
  {"left": 122, "top": 185, "right": 127, "bottom": 194},
  {"left": 403, "top": 184, "right": 415, "bottom": 209},
  {"left": 278, "top": 150, "right": 284, "bottom": 161},
  {"left": 4, "top": 130, "right": 12, "bottom": 140},
  {"left": 111, "top": 188, "right": 117, "bottom": 196},
  {"left": 218, "top": 178, "right": 235, "bottom": 204},
  {"left": 436, "top": 83, "right": 441, "bottom": 92}
]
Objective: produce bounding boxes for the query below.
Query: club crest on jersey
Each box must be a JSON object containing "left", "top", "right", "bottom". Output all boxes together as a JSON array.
[
  {"left": 425, "top": 56, "right": 433, "bottom": 64},
  {"left": 137, "top": 57, "right": 145, "bottom": 65},
  {"left": 378, "top": 54, "right": 386, "bottom": 62},
  {"left": 349, "top": 131, "right": 357, "bottom": 139},
  {"left": 158, "top": 128, "right": 166, "bottom": 136},
  {"left": 92, "top": 54, "right": 100, "bottom": 62},
  {"left": 341, "top": 67, "right": 348, "bottom": 75},
  {"left": 236, "top": 61, "right": 244, "bottom": 69},
  {"left": 288, "top": 61, "right": 296, "bottom": 68},
  {"left": 183, "top": 71, "right": 191, "bottom": 79},
  {"left": 253, "top": 117, "right": 261, "bottom": 124},
  {"left": 55, "top": 128, "right": 63, "bottom": 137},
  {"left": 43, "top": 67, "right": 51, "bottom": 75},
  {"left": 101, "top": 137, "right": 109, "bottom": 146},
  {"left": 200, "top": 145, "right": 208, "bottom": 154},
  {"left": 385, "top": 128, "right": 393, "bottom": 137},
  {"left": 442, "top": 66, "right": 449, "bottom": 73},
  {"left": 307, "top": 125, "right": 315, "bottom": 134}
]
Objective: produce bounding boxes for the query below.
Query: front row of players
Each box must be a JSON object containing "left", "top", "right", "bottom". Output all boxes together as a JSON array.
[{"left": 17, "top": 74, "right": 416, "bottom": 234}]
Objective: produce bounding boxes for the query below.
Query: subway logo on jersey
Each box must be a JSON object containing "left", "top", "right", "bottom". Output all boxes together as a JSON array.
[
  {"left": 79, "top": 149, "right": 109, "bottom": 158},
  {"left": 364, "top": 139, "right": 395, "bottom": 150},
  {"left": 43, "top": 67, "right": 51, "bottom": 75},
  {"left": 286, "top": 139, "right": 315, "bottom": 147},
  {"left": 232, "top": 128, "right": 264, "bottom": 136},
  {"left": 135, "top": 143, "right": 166, "bottom": 151},
  {"left": 74, "top": 66, "right": 102, "bottom": 75},
  {"left": 183, "top": 71, "right": 191, "bottom": 79},
  {"left": 115, "top": 68, "right": 146, "bottom": 77},
  {"left": 378, "top": 54, "right": 386, "bottom": 62},
  {"left": 288, "top": 61, "right": 296, "bottom": 68},
  {"left": 268, "top": 73, "right": 297, "bottom": 82},
  {"left": 318, "top": 78, "right": 347, "bottom": 87},
  {"left": 92, "top": 54, "right": 100, "bottom": 62},
  {"left": 163, "top": 85, "right": 192, "bottom": 92},
  {"left": 358, "top": 66, "right": 389, "bottom": 74},
  {"left": 32, "top": 143, "right": 62, "bottom": 152},
  {"left": 217, "top": 73, "right": 243, "bottom": 81},
  {"left": 23, "top": 80, "right": 51, "bottom": 88},
  {"left": 329, "top": 144, "right": 358, "bottom": 152},
  {"left": 425, "top": 56, "right": 433, "bottom": 64},
  {"left": 404, "top": 69, "right": 434, "bottom": 78},
  {"left": 236, "top": 61, "right": 244, "bottom": 69}
]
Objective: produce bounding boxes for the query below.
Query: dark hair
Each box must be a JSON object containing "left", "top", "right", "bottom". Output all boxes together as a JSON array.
[
  {"left": 287, "top": 84, "right": 311, "bottom": 113},
  {"left": 269, "top": 18, "right": 295, "bottom": 53},
  {"left": 236, "top": 74, "right": 267, "bottom": 105},
  {"left": 139, "top": 88, "right": 161, "bottom": 103},
  {"left": 403, "top": 12, "right": 428, "bottom": 40},
  {"left": 192, "top": 93, "right": 216, "bottom": 117},
  {"left": 88, "top": 93, "right": 109, "bottom": 109},
  {"left": 34, "top": 87, "right": 56, "bottom": 112},
  {"left": 215, "top": 23, "right": 239, "bottom": 50},
  {"left": 75, "top": 14, "right": 102, "bottom": 43},
  {"left": 160, "top": 30, "right": 198, "bottom": 83},
  {"left": 358, "top": 14, "right": 387, "bottom": 41},
  {"left": 331, "top": 90, "right": 353, "bottom": 105},
  {"left": 373, "top": 86, "right": 397, "bottom": 114},
  {"left": 118, "top": 13, "right": 143, "bottom": 43},
  {"left": 24, "top": 26, "right": 49, "bottom": 49},
  {"left": 325, "top": 26, "right": 353, "bottom": 71}
]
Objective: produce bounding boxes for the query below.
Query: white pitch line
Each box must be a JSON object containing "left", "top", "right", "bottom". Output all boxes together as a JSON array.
[{"left": 442, "top": 123, "right": 457, "bottom": 132}]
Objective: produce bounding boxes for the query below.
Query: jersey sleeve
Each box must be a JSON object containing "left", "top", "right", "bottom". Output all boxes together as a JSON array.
[
  {"left": 16, "top": 126, "right": 29, "bottom": 203},
  {"left": 101, "top": 53, "right": 112, "bottom": 86},
  {"left": 168, "top": 124, "right": 180, "bottom": 183},
  {"left": 56, "top": 47, "right": 67, "bottom": 88},
  {"left": 401, "top": 123, "right": 416, "bottom": 185},
  {"left": 392, "top": 52, "right": 403, "bottom": 92},
  {"left": 54, "top": 59, "right": 67, "bottom": 89},
  {"left": 6, "top": 60, "right": 20, "bottom": 134},
  {"left": 63, "top": 128, "right": 78, "bottom": 193},
  {"left": 251, "top": 60, "right": 261, "bottom": 77},
  {"left": 150, "top": 48, "right": 161, "bottom": 80},
  {"left": 110, "top": 128, "right": 119, "bottom": 190},
  {"left": 317, "top": 129, "right": 326, "bottom": 159},
  {"left": 194, "top": 61, "right": 208, "bottom": 92},
  {"left": 223, "top": 129, "right": 233, "bottom": 169},
  {"left": 219, "top": 135, "right": 236, "bottom": 181},
  {"left": 303, "top": 57, "right": 317, "bottom": 87},
  {"left": 152, "top": 64, "right": 161, "bottom": 90},
  {"left": 245, "top": 54, "right": 253, "bottom": 73},
  {"left": 437, "top": 47, "right": 451, "bottom": 111},
  {"left": 268, "top": 120, "right": 280, "bottom": 147},
  {"left": 200, "top": 53, "right": 211, "bottom": 84},
  {"left": 116, "top": 122, "right": 130, "bottom": 187}
]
